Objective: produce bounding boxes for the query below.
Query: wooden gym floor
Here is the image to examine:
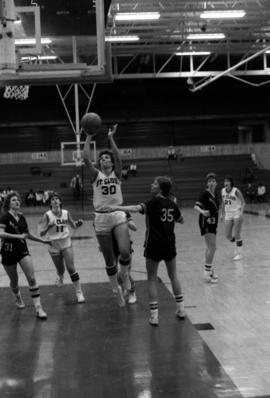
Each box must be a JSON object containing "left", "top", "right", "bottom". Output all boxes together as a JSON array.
[{"left": 0, "top": 204, "right": 270, "bottom": 398}]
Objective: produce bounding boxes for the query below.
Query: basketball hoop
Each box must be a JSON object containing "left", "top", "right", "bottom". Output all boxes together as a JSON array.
[{"left": 3, "top": 85, "right": 30, "bottom": 100}]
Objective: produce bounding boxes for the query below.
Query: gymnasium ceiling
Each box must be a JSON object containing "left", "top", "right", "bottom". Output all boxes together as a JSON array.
[
  {"left": 107, "top": 0, "right": 270, "bottom": 56},
  {"left": 105, "top": 0, "right": 270, "bottom": 90},
  {"left": 8, "top": 0, "right": 270, "bottom": 89}
]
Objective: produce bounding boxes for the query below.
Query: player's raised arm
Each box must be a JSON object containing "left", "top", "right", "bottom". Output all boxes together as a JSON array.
[
  {"left": 83, "top": 134, "right": 98, "bottom": 182},
  {"left": 108, "top": 124, "right": 122, "bottom": 177}
]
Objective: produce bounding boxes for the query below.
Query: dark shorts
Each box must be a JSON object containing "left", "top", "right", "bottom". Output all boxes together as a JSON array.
[
  {"left": 200, "top": 225, "right": 217, "bottom": 236},
  {"left": 144, "top": 243, "right": 176, "bottom": 262},
  {"left": 1, "top": 243, "right": 30, "bottom": 266}
]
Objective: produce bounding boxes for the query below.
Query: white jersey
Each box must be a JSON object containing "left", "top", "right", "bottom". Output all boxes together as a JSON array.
[
  {"left": 221, "top": 187, "right": 242, "bottom": 214},
  {"left": 93, "top": 170, "right": 123, "bottom": 211},
  {"left": 46, "top": 209, "right": 70, "bottom": 240}
]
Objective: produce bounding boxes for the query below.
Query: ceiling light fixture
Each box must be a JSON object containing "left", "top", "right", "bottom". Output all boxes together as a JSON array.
[
  {"left": 187, "top": 33, "right": 225, "bottom": 40},
  {"left": 15, "top": 38, "right": 52, "bottom": 45},
  {"left": 115, "top": 12, "right": 160, "bottom": 21},
  {"left": 200, "top": 10, "right": 246, "bottom": 19},
  {"left": 105, "top": 35, "right": 139, "bottom": 42},
  {"left": 21, "top": 55, "right": 58, "bottom": 61},
  {"left": 175, "top": 51, "right": 211, "bottom": 56}
]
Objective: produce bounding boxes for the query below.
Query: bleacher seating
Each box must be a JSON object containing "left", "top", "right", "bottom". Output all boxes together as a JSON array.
[
  {"left": 0, "top": 154, "right": 269, "bottom": 210},
  {"left": 0, "top": 162, "right": 90, "bottom": 207},
  {"left": 121, "top": 154, "right": 270, "bottom": 206}
]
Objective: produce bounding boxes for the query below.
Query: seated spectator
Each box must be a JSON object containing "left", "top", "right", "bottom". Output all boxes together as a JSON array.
[
  {"left": 35, "top": 189, "right": 44, "bottom": 206},
  {"left": 167, "top": 145, "right": 176, "bottom": 161},
  {"left": 43, "top": 189, "right": 50, "bottom": 205},
  {"left": 177, "top": 148, "right": 184, "bottom": 163},
  {"left": 122, "top": 164, "right": 129, "bottom": 180},
  {"left": 251, "top": 152, "right": 257, "bottom": 166},
  {"left": 70, "top": 174, "right": 83, "bottom": 200},
  {"left": 256, "top": 182, "right": 266, "bottom": 203},
  {"left": 6, "top": 187, "right": 13, "bottom": 195},
  {"left": 25, "top": 189, "right": 36, "bottom": 207},
  {"left": 242, "top": 167, "right": 255, "bottom": 184},
  {"left": 245, "top": 183, "right": 256, "bottom": 203},
  {"left": 0, "top": 189, "right": 7, "bottom": 205},
  {"left": 129, "top": 162, "right": 137, "bottom": 177}
]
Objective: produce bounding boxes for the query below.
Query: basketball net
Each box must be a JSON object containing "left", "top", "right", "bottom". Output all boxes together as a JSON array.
[
  {"left": 3, "top": 85, "right": 30, "bottom": 100},
  {"left": 75, "top": 156, "right": 83, "bottom": 167}
]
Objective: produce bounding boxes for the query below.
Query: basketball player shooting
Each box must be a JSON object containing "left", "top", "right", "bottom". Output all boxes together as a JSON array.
[{"left": 82, "top": 117, "right": 132, "bottom": 307}]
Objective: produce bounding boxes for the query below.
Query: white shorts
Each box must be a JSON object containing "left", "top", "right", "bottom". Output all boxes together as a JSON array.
[
  {"left": 94, "top": 211, "right": 127, "bottom": 234},
  {"left": 225, "top": 210, "right": 242, "bottom": 221},
  {"left": 48, "top": 237, "right": 72, "bottom": 255}
]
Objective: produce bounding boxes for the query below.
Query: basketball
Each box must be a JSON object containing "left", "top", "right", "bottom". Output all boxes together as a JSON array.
[{"left": 81, "top": 112, "right": 102, "bottom": 134}]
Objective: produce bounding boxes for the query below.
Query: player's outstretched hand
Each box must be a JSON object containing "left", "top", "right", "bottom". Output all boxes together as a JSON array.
[
  {"left": 176, "top": 216, "right": 184, "bottom": 224},
  {"left": 75, "top": 219, "right": 83, "bottom": 228},
  {"left": 100, "top": 205, "right": 117, "bottom": 212},
  {"left": 108, "top": 124, "right": 118, "bottom": 137},
  {"left": 202, "top": 210, "right": 210, "bottom": 217},
  {"left": 43, "top": 239, "right": 52, "bottom": 245},
  {"left": 47, "top": 221, "right": 55, "bottom": 229}
]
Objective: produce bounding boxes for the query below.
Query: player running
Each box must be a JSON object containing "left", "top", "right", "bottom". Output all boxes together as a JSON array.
[
  {"left": 39, "top": 192, "right": 85, "bottom": 303},
  {"left": 221, "top": 176, "right": 245, "bottom": 260}
]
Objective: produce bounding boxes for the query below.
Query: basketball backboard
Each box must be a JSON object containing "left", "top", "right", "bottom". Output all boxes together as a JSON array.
[
  {"left": 60, "top": 141, "right": 96, "bottom": 167},
  {"left": 0, "top": 0, "right": 112, "bottom": 86}
]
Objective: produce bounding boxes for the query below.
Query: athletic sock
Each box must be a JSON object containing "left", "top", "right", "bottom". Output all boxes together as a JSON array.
[
  {"left": 174, "top": 294, "right": 184, "bottom": 312},
  {"left": 29, "top": 285, "right": 41, "bottom": 309},
  {"left": 149, "top": 301, "right": 159, "bottom": 318},
  {"left": 70, "top": 272, "right": 82, "bottom": 293}
]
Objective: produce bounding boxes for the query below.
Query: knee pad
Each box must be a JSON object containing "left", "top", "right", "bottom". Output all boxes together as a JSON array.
[
  {"left": 70, "top": 272, "right": 80, "bottom": 282},
  {"left": 106, "top": 264, "right": 117, "bottom": 276},
  {"left": 119, "top": 256, "right": 131, "bottom": 267},
  {"left": 29, "top": 278, "right": 37, "bottom": 287}
]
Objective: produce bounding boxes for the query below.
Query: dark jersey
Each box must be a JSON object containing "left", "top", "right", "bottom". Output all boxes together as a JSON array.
[
  {"left": 140, "top": 195, "right": 181, "bottom": 261},
  {"left": 195, "top": 190, "right": 219, "bottom": 235},
  {"left": 0, "top": 212, "right": 29, "bottom": 265}
]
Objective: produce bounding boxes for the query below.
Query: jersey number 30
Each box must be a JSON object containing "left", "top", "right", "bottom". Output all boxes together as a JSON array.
[{"left": 101, "top": 185, "right": 116, "bottom": 195}]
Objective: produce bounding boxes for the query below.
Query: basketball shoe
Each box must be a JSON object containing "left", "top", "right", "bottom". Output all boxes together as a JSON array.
[
  {"left": 233, "top": 247, "right": 243, "bottom": 261},
  {"left": 55, "top": 275, "right": 64, "bottom": 287},
  {"left": 175, "top": 303, "right": 186, "bottom": 320},
  {"left": 36, "top": 306, "right": 47, "bottom": 320},
  {"left": 204, "top": 270, "right": 218, "bottom": 284},
  {"left": 115, "top": 286, "right": 126, "bottom": 307},
  {"left": 15, "top": 294, "right": 25, "bottom": 309},
  {"left": 76, "top": 291, "right": 86, "bottom": 304},
  {"left": 149, "top": 313, "right": 159, "bottom": 326},
  {"left": 128, "top": 291, "right": 137, "bottom": 304}
]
